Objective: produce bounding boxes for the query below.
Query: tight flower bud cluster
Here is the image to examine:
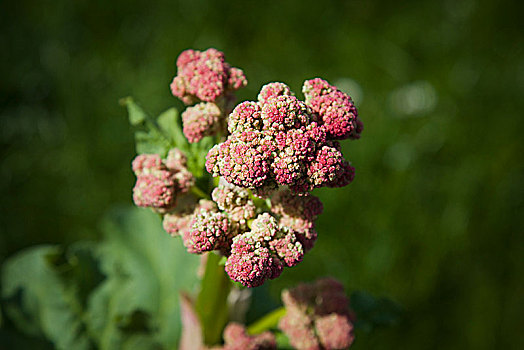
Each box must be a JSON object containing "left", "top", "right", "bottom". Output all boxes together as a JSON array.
[
  {"left": 279, "top": 278, "right": 355, "bottom": 350},
  {"left": 183, "top": 207, "right": 231, "bottom": 254},
  {"left": 156, "top": 180, "right": 324, "bottom": 287},
  {"left": 212, "top": 184, "right": 256, "bottom": 224},
  {"left": 181, "top": 102, "right": 223, "bottom": 143},
  {"left": 303, "top": 78, "right": 363, "bottom": 140},
  {"left": 225, "top": 213, "right": 304, "bottom": 288},
  {"left": 270, "top": 190, "right": 323, "bottom": 251},
  {"left": 209, "top": 323, "right": 276, "bottom": 350},
  {"left": 216, "top": 187, "right": 323, "bottom": 287},
  {"left": 206, "top": 80, "right": 361, "bottom": 194},
  {"left": 170, "top": 48, "right": 247, "bottom": 104},
  {"left": 131, "top": 149, "right": 195, "bottom": 213},
  {"left": 171, "top": 48, "right": 247, "bottom": 143}
]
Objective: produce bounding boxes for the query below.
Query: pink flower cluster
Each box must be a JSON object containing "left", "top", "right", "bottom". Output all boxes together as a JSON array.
[
  {"left": 212, "top": 186, "right": 323, "bottom": 288},
  {"left": 171, "top": 48, "right": 247, "bottom": 144},
  {"left": 208, "top": 323, "right": 276, "bottom": 350},
  {"left": 279, "top": 278, "right": 355, "bottom": 350},
  {"left": 212, "top": 184, "right": 256, "bottom": 224},
  {"left": 181, "top": 102, "right": 223, "bottom": 143},
  {"left": 225, "top": 213, "right": 304, "bottom": 288},
  {"left": 303, "top": 78, "right": 363, "bottom": 140},
  {"left": 132, "top": 149, "right": 195, "bottom": 213},
  {"left": 162, "top": 195, "right": 204, "bottom": 236},
  {"left": 170, "top": 48, "right": 247, "bottom": 105},
  {"left": 156, "top": 179, "right": 323, "bottom": 287},
  {"left": 270, "top": 190, "right": 323, "bottom": 252},
  {"left": 160, "top": 190, "right": 231, "bottom": 255},
  {"left": 159, "top": 194, "right": 227, "bottom": 255},
  {"left": 183, "top": 207, "right": 231, "bottom": 254},
  {"left": 131, "top": 50, "right": 364, "bottom": 289},
  {"left": 160, "top": 183, "right": 246, "bottom": 256},
  {"left": 206, "top": 80, "right": 361, "bottom": 194}
]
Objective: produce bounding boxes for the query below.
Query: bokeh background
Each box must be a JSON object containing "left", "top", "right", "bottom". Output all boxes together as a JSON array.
[{"left": 1, "top": 0, "right": 523, "bottom": 349}]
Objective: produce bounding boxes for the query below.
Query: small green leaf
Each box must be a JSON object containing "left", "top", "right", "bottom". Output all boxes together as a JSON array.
[
  {"left": 218, "top": 256, "right": 227, "bottom": 266},
  {"left": 157, "top": 108, "right": 188, "bottom": 151},
  {"left": 120, "top": 97, "right": 146, "bottom": 126},
  {"left": 275, "top": 331, "right": 293, "bottom": 349},
  {"left": 187, "top": 136, "right": 214, "bottom": 178},
  {"left": 121, "top": 97, "right": 177, "bottom": 157},
  {"left": 134, "top": 131, "right": 170, "bottom": 157}
]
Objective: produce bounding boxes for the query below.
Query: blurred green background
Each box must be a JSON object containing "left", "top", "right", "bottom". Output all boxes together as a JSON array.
[{"left": 1, "top": 0, "right": 523, "bottom": 349}]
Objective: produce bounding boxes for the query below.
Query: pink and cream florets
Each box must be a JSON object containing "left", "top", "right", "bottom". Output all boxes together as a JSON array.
[
  {"left": 181, "top": 102, "right": 223, "bottom": 143},
  {"left": 171, "top": 48, "right": 248, "bottom": 143},
  {"left": 183, "top": 207, "right": 231, "bottom": 254},
  {"left": 271, "top": 190, "right": 323, "bottom": 252},
  {"left": 257, "top": 82, "right": 294, "bottom": 104},
  {"left": 303, "top": 78, "right": 363, "bottom": 140},
  {"left": 211, "top": 322, "right": 276, "bottom": 350},
  {"left": 224, "top": 213, "right": 305, "bottom": 287},
  {"left": 278, "top": 278, "right": 356, "bottom": 350},
  {"left": 131, "top": 151, "right": 195, "bottom": 213},
  {"left": 170, "top": 48, "right": 247, "bottom": 104},
  {"left": 206, "top": 79, "right": 361, "bottom": 194},
  {"left": 212, "top": 184, "right": 257, "bottom": 224}
]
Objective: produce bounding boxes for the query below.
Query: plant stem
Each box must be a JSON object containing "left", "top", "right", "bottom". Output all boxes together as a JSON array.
[{"left": 195, "top": 252, "right": 232, "bottom": 345}]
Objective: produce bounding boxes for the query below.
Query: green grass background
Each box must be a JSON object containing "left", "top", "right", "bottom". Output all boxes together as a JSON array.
[{"left": 1, "top": 0, "right": 523, "bottom": 348}]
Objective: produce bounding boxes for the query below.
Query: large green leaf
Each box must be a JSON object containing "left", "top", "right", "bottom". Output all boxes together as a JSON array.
[
  {"left": 87, "top": 206, "right": 201, "bottom": 349},
  {"left": 1, "top": 207, "right": 201, "bottom": 350},
  {"left": 1, "top": 244, "right": 99, "bottom": 350}
]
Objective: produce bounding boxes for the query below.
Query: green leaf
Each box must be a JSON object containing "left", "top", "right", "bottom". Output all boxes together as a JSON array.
[
  {"left": 121, "top": 97, "right": 174, "bottom": 157},
  {"left": 1, "top": 207, "right": 201, "bottom": 350},
  {"left": 157, "top": 108, "right": 188, "bottom": 151},
  {"left": 86, "top": 206, "right": 201, "bottom": 349},
  {"left": 218, "top": 256, "right": 227, "bottom": 266},
  {"left": 275, "top": 331, "right": 293, "bottom": 349},
  {"left": 134, "top": 130, "right": 170, "bottom": 157},
  {"left": 1, "top": 245, "right": 96, "bottom": 350},
  {"left": 187, "top": 136, "right": 214, "bottom": 178},
  {"left": 195, "top": 252, "right": 231, "bottom": 345},
  {"left": 120, "top": 97, "right": 146, "bottom": 126}
]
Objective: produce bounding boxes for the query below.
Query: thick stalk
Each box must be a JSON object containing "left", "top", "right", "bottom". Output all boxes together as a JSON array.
[{"left": 195, "top": 252, "right": 232, "bottom": 345}]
